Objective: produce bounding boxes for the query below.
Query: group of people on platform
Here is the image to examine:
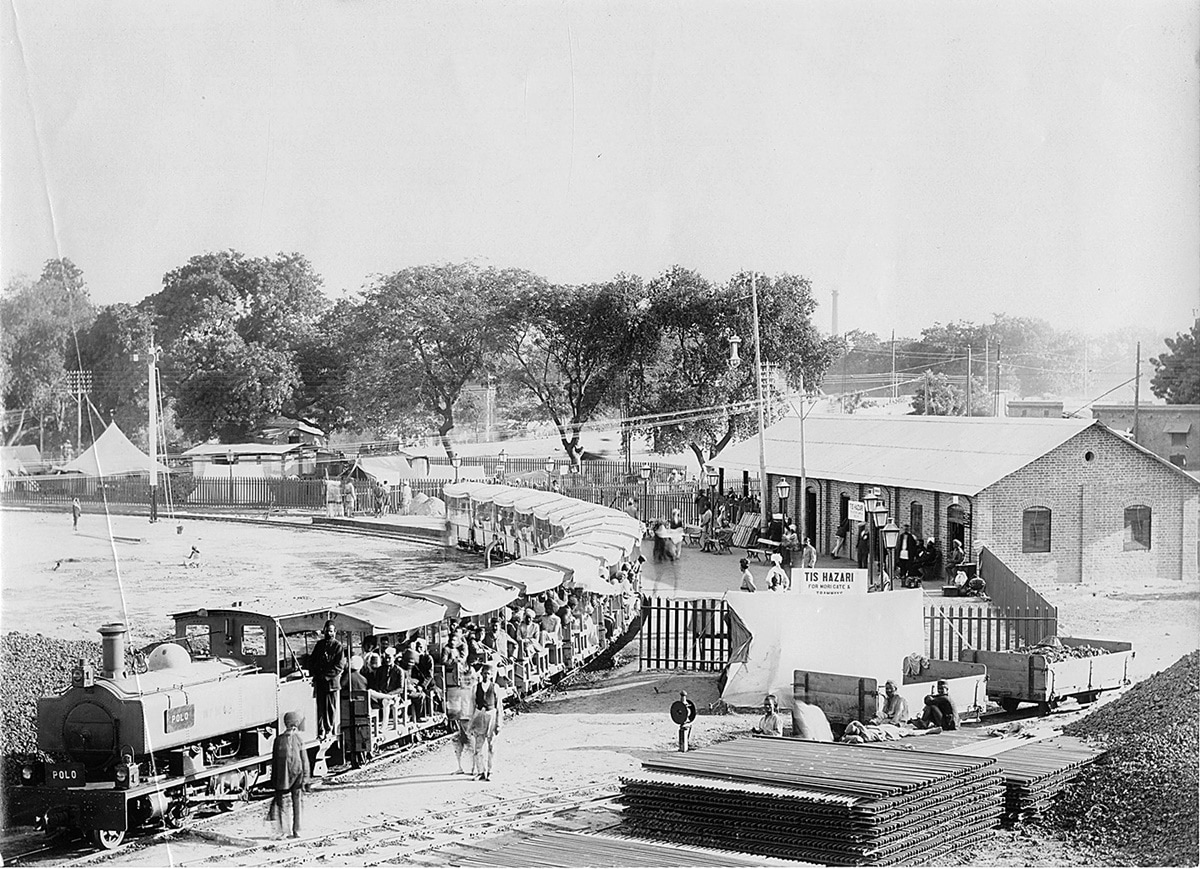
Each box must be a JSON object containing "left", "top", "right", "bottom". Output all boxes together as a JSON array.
[{"left": 748, "top": 678, "right": 962, "bottom": 746}]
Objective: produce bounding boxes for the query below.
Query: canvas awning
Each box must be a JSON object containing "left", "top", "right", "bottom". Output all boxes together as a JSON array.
[
  {"left": 549, "top": 540, "right": 627, "bottom": 567},
  {"left": 405, "top": 578, "right": 518, "bottom": 618},
  {"left": 559, "top": 529, "right": 640, "bottom": 554},
  {"left": 277, "top": 593, "right": 448, "bottom": 636},
  {"left": 443, "top": 481, "right": 491, "bottom": 500},
  {"left": 492, "top": 488, "right": 562, "bottom": 510},
  {"left": 524, "top": 550, "right": 607, "bottom": 584},
  {"left": 475, "top": 561, "right": 568, "bottom": 595}
]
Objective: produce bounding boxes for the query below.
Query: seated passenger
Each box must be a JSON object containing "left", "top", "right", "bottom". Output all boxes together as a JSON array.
[
  {"left": 751, "top": 694, "right": 785, "bottom": 736},
  {"left": 372, "top": 648, "right": 406, "bottom": 697},
  {"left": 871, "top": 680, "right": 910, "bottom": 725},
  {"left": 916, "top": 680, "right": 958, "bottom": 731}
]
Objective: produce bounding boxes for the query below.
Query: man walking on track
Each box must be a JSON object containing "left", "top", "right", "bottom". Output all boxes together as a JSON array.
[{"left": 71, "top": 498, "right": 82, "bottom": 532}]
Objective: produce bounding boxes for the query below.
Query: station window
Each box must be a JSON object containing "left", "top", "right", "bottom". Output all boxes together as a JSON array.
[
  {"left": 1169, "top": 454, "right": 1187, "bottom": 468},
  {"left": 1022, "top": 507, "right": 1052, "bottom": 553},
  {"left": 241, "top": 624, "right": 268, "bottom": 656},
  {"left": 1169, "top": 431, "right": 1190, "bottom": 448},
  {"left": 909, "top": 502, "right": 923, "bottom": 539},
  {"left": 1123, "top": 506, "right": 1151, "bottom": 551}
]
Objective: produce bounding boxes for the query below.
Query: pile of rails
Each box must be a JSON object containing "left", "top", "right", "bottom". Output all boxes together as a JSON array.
[
  {"left": 991, "top": 736, "right": 1106, "bottom": 820},
  {"left": 619, "top": 739, "right": 1003, "bottom": 866}
]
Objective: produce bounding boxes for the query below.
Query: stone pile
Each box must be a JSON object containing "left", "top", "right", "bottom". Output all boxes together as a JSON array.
[
  {"left": 1, "top": 632, "right": 103, "bottom": 819},
  {"left": 1044, "top": 651, "right": 1199, "bottom": 866}
]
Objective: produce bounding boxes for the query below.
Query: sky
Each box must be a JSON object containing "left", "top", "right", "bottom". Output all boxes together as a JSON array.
[{"left": 2, "top": 0, "right": 1197, "bottom": 340}]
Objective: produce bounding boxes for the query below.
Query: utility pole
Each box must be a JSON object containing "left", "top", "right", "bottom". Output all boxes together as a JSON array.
[
  {"left": 1133, "top": 342, "right": 1141, "bottom": 444},
  {"left": 995, "top": 343, "right": 1002, "bottom": 416},
  {"left": 984, "top": 338, "right": 990, "bottom": 413},
  {"left": 750, "top": 273, "right": 769, "bottom": 535},
  {"left": 966, "top": 346, "right": 972, "bottom": 417},
  {"left": 924, "top": 371, "right": 930, "bottom": 415},
  {"left": 831, "top": 288, "right": 839, "bottom": 337},
  {"left": 890, "top": 331, "right": 896, "bottom": 401}
]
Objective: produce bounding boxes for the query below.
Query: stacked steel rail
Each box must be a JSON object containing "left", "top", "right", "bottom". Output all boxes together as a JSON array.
[
  {"left": 864, "top": 732, "right": 1106, "bottom": 822},
  {"left": 990, "top": 736, "right": 1106, "bottom": 820},
  {"left": 619, "top": 738, "right": 1003, "bottom": 866}
]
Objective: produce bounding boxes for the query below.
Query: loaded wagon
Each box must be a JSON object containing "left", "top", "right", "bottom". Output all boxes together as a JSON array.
[{"left": 959, "top": 636, "right": 1134, "bottom": 714}]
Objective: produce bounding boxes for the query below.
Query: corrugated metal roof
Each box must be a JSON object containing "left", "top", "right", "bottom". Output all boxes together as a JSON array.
[{"left": 715, "top": 415, "right": 1097, "bottom": 496}]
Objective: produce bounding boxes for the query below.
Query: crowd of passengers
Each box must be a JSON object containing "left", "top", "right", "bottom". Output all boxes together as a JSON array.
[{"left": 339, "top": 557, "right": 645, "bottom": 725}]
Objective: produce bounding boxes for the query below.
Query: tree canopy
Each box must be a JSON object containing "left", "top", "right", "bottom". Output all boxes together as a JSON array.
[{"left": 1150, "top": 319, "right": 1200, "bottom": 404}]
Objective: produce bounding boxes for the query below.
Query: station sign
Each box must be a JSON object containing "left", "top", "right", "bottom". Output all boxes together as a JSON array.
[
  {"left": 847, "top": 500, "right": 865, "bottom": 522},
  {"left": 797, "top": 568, "right": 868, "bottom": 596}
]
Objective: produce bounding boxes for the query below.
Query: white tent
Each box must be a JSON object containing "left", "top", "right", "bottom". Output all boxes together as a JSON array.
[
  {"left": 720, "top": 590, "right": 924, "bottom": 709},
  {"left": 55, "top": 422, "right": 171, "bottom": 477}
]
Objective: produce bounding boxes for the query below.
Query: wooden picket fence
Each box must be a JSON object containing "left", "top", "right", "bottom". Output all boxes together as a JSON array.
[
  {"left": 924, "top": 604, "right": 1058, "bottom": 661},
  {"left": 639, "top": 597, "right": 730, "bottom": 671}
]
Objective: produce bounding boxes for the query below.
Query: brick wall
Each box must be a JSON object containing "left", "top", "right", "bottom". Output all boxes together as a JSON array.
[{"left": 977, "top": 425, "right": 1200, "bottom": 585}]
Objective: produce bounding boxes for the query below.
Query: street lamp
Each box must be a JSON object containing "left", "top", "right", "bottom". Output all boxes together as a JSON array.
[
  {"left": 544, "top": 455, "right": 554, "bottom": 474},
  {"left": 451, "top": 454, "right": 461, "bottom": 482},
  {"left": 225, "top": 449, "right": 237, "bottom": 504},
  {"left": 861, "top": 487, "right": 880, "bottom": 589},
  {"left": 869, "top": 501, "right": 888, "bottom": 591},
  {"left": 639, "top": 462, "right": 651, "bottom": 523},
  {"left": 881, "top": 518, "right": 901, "bottom": 591},
  {"left": 775, "top": 479, "right": 791, "bottom": 523}
]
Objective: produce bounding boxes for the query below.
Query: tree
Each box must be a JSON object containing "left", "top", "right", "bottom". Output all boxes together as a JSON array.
[
  {"left": 76, "top": 304, "right": 155, "bottom": 446},
  {"left": 0, "top": 259, "right": 95, "bottom": 449},
  {"left": 635, "top": 270, "right": 839, "bottom": 472},
  {"left": 498, "top": 276, "right": 643, "bottom": 467},
  {"left": 1150, "top": 320, "right": 1200, "bottom": 404},
  {"left": 350, "top": 264, "right": 540, "bottom": 456},
  {"left": 145, "top": 251, "right": 328, "bottom": 442},
  {"left": 910, "top": 371, "right": 990, "bottom": 416}
]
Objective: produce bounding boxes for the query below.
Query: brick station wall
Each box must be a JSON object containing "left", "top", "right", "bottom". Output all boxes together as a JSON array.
[{"left": 976, "top": 425, "right": 1200, "bottom": 585}]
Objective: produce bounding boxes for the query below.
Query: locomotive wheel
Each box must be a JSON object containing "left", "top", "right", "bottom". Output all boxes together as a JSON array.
[
  {"left": 89, "top": 828, "right": 126, "bottom": 850},
  {"left": 216, "top": 800, "right": 236, "bottom": 813},
  {"left": 999, "top": 698, "right": 1021, "bottom": 713},
  {"left": 164, "top": 798, "right": 193, "bottom": 829}
]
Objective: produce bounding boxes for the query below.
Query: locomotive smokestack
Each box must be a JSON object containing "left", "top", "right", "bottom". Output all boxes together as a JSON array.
[{"left": 99, "top": 623, "right": 127, "bottom": 680}]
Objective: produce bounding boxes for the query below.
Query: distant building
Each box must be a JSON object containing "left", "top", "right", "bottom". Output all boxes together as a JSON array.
[
  {"left": 257, "top": 417, "right": 326, "bottom": 447},
  {"left": 1007, "top": 399, "right": 1065, "bottom": 418},
  {"left": 182, "top": 443, "right": 318, "bottom": 479},
  {"left": 1090, "top": 404, "right": 1199, "bottom": 470},
  {"left": 715, "top": 415, "right": 1199, "bottom": 586}
]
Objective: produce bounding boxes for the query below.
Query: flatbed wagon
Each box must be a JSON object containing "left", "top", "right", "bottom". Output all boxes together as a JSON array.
[{"left": 959, "top": 636, "right": 1133, "bottom": 713}]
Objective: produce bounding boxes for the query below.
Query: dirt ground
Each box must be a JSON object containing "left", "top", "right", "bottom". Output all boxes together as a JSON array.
[{"left": 2, "top": 507, "right": 1197, "bottom": 866}]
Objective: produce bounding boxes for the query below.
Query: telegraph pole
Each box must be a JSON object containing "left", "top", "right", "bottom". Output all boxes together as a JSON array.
[
  {"left": 147, "top": 347, "right": 160, "bottom": 522},
  {"left": 1133, "top": 342, "right": 1141, "bottom": 444},
  {"left": 966, "top": 346, "right": 972, "bottom": 417},
  {"left": 750, "top": 274, "right": 769, "bottom": 535}
]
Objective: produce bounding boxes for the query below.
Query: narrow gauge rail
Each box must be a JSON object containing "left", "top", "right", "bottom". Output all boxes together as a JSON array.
[{"left": 16, "top": 485, "right": 645, "bottom": 853}]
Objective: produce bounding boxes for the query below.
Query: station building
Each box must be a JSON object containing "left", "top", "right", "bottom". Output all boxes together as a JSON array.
[{"left": 714, "top": 415, "right": 1199, "bottom": 587}]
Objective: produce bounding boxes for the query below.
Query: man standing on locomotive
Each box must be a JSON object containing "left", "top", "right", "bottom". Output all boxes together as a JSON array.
[{"left": 310, "top": 620, "right": 346, "bottom": 742}]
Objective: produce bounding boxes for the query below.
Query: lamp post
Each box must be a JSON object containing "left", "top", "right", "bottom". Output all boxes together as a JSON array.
[
  {"left": 862, "top": 487, "right": 880, "bottom": 589},
  {"left": 225, "top": 449, "right": 237, "bottom": 504},
  {"left": 869, "top": 502, "right": 888, "bottom": 591},
  {"left": 881, "top": 518, "right": 901, "bottom": 591},
  {"left": 639, "top": 462, "right": 651, "bottom": 523},
  {"left": 705, "top": 465, "right": 719, "bottom": 513},
  {"left": 451, "top": 454, "right": 461, "bottom": 483},
  {"left": 776, "top": 479, "right": 791, "bottom": 525}
]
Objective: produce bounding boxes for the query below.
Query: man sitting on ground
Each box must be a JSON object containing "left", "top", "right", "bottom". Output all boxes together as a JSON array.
[
  {"left": 915, "top": 679, "right": 958, "bottom": 731},
  {"left": 871, "top": 680, "right": 910, "bottom": 725},
  {"left": 841, "top": 720, "right": 904, "bottom": 744},
  {"left": 751, "top": 694, "right": 785, "bottom": 736}
]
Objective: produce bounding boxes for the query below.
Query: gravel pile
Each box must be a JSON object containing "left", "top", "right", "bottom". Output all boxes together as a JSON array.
[
  {"left": 0, "top": 631, "right": 103, "bottom": 824},
  {"left": 1011, "top": 637, "right": 1112, "bottom": 662},
  {"left": 1042, "top": 651, "right": 1199, "bottom": 866}
]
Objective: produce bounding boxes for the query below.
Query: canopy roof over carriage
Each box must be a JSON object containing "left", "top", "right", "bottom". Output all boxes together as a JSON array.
[
  {"left": 474, "top": 561, "right": 568, "bottom": 595},
  {"left": 276, "top": 594, "right": 448, "bottom": 636},
  {"left": 405, "top": 578, "right": 518, "bottom": 618},
  {"left": 524, "top": 550, "right": 607, "bottom": 584}
]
